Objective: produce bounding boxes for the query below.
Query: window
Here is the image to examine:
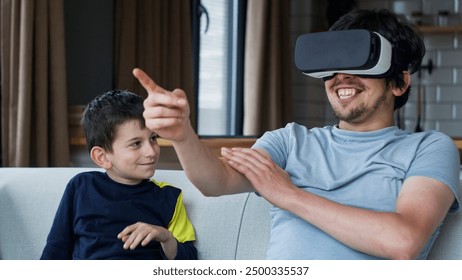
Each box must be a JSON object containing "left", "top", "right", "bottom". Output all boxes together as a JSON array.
[{"left": 195, "top": 0, "right": 246, "bottom": 136}]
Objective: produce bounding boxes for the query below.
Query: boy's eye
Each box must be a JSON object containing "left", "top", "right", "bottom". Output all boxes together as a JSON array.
[{"left": 131, "top": 141, "right": 142, "bottom": 147}]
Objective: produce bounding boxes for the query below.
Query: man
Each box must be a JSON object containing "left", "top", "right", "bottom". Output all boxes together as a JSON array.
[{"left": 134, "top": 9, "right": 460, "bottom": 259}]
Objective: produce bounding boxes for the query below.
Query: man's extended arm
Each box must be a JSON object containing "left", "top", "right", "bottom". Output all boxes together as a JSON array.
[{"left": 133, "top": 68, "right": 253, "bottom": 196}]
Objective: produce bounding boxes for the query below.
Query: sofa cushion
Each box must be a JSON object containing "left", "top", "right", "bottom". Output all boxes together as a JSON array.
[
  {"left": 0, "top": 168, "right": 460, "bottom": 260},
  {"left": 154, "top": 170, "right": 257, "bottom": 259},
  {"left": 235, "top": 193, "right": 271, "bottom": 259},
  {"left": 0, "top": 168, "right": 267, "bottom": 260},
  {"left": 427, "top": 180, "right": 462, "bottom": 260},
  {"left": 0, "top": 168, "right": 97, "bottom": 259}
]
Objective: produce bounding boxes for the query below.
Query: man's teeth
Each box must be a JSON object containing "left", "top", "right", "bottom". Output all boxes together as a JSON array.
[{"left": 338, "top": 88, "right": 357, "bottom": 99}]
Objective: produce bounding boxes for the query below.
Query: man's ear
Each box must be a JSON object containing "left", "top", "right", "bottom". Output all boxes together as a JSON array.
[
  {"left": 90, "top": 146, "right": 112, "bottom": 169},
  {"left": 393, "top": 71, "right": 411, "bottom": 97}
]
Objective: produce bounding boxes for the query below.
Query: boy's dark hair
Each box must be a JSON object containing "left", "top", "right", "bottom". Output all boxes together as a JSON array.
[
  {"left": 329, "top": 9, "right": 425, "bottom": 110},
  {"left": 81, "top": 89, "right": 145, "bottom": 153}
]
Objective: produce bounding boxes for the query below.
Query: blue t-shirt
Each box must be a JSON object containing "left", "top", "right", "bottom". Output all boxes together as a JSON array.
[{"left": 253, "top": 123, "right": 460, "bottom": 260}]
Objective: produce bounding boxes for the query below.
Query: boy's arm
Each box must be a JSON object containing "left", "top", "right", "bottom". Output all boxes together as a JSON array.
[
  {"left": 117, "top": 186, "right": 199, "bottom": 259},
  {"left": 117, "top": 222, "right": 181, "bottom": 260},
  {"left": 174, "top": 241, "right": 198, "bottom": 260},
  {"left": 40, "top": 186, "right": 75, "bottom": 259},
  {"left": 163, "top": 190, "right": 197, "bottom": 259},
  {"left": 134, "top": 68, "right": 254, "bottom": 196}
]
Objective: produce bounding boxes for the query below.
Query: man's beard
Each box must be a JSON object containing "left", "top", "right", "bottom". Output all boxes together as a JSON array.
[
  {"left": 333, "top": 93, "right": 387, "bottom": 123},
  {"left": 334, "top": 104, "right": 368, "bottom": 123}
]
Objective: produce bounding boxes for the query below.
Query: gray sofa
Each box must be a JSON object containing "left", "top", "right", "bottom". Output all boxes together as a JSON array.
[{"left": 0, "top": 167, "right": 461, "bottom": 260}]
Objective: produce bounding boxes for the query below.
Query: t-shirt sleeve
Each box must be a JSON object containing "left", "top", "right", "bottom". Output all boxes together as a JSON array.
[
  {"left": 252, "top": 123, "right": 294, "bottom": 168},
  {"left": 168, "top": 192, "right": 198, "bottom": 260},
  {"left": 40, "top": 180, "right": 76, "bottom": 259},
  {"left": 406, "top": 132, "right": 460, "bottom": 213}
]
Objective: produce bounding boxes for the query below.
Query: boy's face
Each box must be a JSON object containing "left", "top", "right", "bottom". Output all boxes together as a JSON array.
[{"left": 104, "top": 120, "right": 160, "bottom": 185}]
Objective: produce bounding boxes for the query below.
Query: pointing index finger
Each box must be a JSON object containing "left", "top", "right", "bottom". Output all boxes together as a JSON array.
[{"left": 133, "top": 68, "right": 167, "bottom": 94}]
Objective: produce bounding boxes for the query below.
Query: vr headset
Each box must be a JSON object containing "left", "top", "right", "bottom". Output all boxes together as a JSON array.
[{"left": 294, "top": 29, "right": 394, "bottom": 80}]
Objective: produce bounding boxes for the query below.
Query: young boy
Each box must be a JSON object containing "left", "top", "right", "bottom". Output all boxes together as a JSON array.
[{"left": 40, "top": 90, "right": 197, "bottom": 260}]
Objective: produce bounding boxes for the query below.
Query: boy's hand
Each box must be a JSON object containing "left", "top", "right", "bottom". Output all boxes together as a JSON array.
[
  {"left": 117, "top": 222, "right": 178, "bottom": 259},
  {"left": 133, "top": 68, "right": 192, "bottom": 142}
]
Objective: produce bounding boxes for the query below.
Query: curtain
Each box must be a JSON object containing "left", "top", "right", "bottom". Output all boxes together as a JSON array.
[
  {"left": 0, "top": 0, "right": 70, "bottom": 167},
  {"left": 114, "top": 0, "right": 196, "bottom": 129},
  {"left": 243, "top": 0, "right": 292, "bottom": 136}
]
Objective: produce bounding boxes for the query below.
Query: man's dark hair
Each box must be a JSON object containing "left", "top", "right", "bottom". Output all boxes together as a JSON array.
[
  {"left": 81, "top": 89, "right": 145, "bottom": 153},
  {"left": 329, "top": 9, "right": 425, "bottom": 110}
]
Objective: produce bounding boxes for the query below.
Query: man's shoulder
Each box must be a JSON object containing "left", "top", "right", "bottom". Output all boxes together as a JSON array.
[{"left": 411, "top": 130, "right": 456, "bottom": 150}]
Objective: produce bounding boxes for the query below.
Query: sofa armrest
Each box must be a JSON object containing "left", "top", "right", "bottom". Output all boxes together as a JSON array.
[{"left": 427, "top": 179, "right": 462, "bottom": 259}]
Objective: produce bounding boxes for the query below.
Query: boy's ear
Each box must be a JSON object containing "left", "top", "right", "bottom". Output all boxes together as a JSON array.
[{"left": 90, "top": 146, "right": 112, "bottom": 169}]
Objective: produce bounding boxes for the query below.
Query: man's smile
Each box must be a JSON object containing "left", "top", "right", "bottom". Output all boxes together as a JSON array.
[{"left": 337, "top": 88, "right": 359, "bottom": 100}]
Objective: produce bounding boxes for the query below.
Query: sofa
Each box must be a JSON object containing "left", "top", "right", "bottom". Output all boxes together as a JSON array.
[{"left": 0, "top": 167, "right": 461, "bottom": 260}]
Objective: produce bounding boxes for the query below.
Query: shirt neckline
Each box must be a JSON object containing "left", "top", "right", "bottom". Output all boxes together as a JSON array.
[{"left": 331, "top": 125, "right": 400, "bottom": 143}]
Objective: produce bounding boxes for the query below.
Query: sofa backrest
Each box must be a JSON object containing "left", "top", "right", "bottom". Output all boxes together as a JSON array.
[
  {"left": 155, "top": 170, "right": 271, "bottom": 259},
  {"left": 0, "top": 168, "right": 270, "bottom": 260},
  {"left": 0, "top": 168, "right": 100, "bottom": 259},
  {"left": 0, "top": 168, "right": 460, "bottom": 260},
  {"left": 427, "top": 181, "right": 462, "bottom": 259}
]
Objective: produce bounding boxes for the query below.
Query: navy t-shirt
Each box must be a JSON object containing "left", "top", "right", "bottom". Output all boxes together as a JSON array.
[{"left": 40, "top": 171, "right": 197, "bottom": 259}]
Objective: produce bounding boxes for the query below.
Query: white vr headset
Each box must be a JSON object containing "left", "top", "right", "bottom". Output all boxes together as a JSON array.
[{"left": 294, "top": 29, "right": 394, "bottom": 80}]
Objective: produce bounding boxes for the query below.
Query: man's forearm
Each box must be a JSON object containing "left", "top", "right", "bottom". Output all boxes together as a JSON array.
[{"left": 171, "top": 129, "right": 253, "bottom": 196}]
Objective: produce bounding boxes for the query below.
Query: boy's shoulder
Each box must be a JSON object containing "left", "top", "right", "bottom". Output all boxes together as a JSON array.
[
  {"left": 149, "top": 179, "right": 182, "bottom": 194},
  {"left": 69, "top": 170, "right": 105, "bottom": 183},
  {"left": 66, "top": 171, "right": 109, "bottom": 190},
  {"left": 62, "top": 171, "right": 105, "bottom": 197},
  {"left": 150, "top": 179, "right": 179, "bottom": 189}
]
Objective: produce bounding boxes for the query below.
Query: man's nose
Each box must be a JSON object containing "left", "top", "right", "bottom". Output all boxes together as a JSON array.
[{"left": 333, "top": 72, "right": 356, "bottom": 80}]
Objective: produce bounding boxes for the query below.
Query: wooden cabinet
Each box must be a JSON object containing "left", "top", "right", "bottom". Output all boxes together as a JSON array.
[{"left": 417, "top": 25, "right": 462, "bottom": 33}]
